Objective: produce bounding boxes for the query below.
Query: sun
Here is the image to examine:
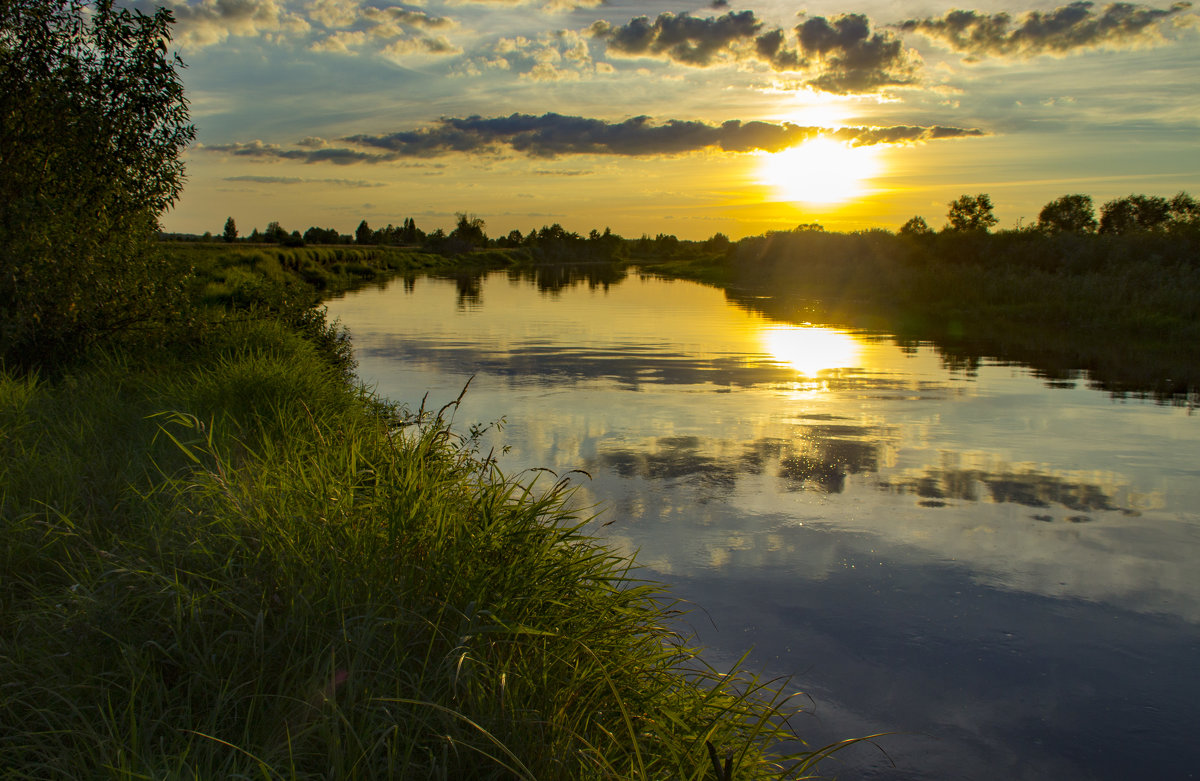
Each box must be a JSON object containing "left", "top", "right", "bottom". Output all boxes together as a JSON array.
[
  {"left": 758, "top": 137, "right": 882, "bottom": 205},
  {"left": 761, "top": 324, "right": 861, "bottom": 378}
]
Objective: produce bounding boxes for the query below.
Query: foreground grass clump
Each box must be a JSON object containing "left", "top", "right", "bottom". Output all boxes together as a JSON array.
[{"left": 0, "top": 320, "right": 829, "bottom": 779}]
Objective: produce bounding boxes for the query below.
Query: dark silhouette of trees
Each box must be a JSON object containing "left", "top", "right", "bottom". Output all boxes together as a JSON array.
[
  {"left": 399, "top": 217, "right": 424, "bottom": 244},
  {"left": 263, "top": 221, "right": 289, "bottom": 243},
  {"left": 303, "top": 226, "right": 344, "bottom": 244},
  {"left": 1167, "top": 192, "right": 1199, "bottom": 232},
  {"left": 223, "top": 217, "right": 238, "bottom": 243},
  {"left": 497, "top": 229, "right": 524, "bottom": 248},
  {"left": 1099, "top": 194, "right": 1170, "bottom": 234},
  {"left": 1, "top": 0, "right": 195, "bottom": 367},
  {"left": 355, "top": 220, "right": 373, "bottom": 245},
  {"left": 1037, "top": 194, "right": 1097, "bottom": 234},
  {"left": 451, "top": 213, "right": 488, "bottom": 248},
  {"left": 945, "top": 194, "right": 998, "bottom": 232},
  {"left": 900, "top": 216, "right": 933, "bottom": 235}
]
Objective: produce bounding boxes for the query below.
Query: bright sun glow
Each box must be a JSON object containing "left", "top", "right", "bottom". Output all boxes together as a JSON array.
[
  {"left": 761, "top": 325, "right": 861, "bottom": 378},
  {"left": 758, "top": 137, "right": 882, "bottom": 205}
]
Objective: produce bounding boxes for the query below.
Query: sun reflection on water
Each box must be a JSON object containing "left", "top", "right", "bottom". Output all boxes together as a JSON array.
[{"left": 760, "top": 324, "right": 861, "bottom": 378}]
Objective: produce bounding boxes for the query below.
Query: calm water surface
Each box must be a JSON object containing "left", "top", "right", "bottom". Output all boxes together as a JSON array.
[{"left": 326, "top": 268, "right": 1200, "bottom": 780}]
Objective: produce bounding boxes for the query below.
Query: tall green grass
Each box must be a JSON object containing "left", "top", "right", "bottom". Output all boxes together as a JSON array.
[
  {"left": 1, "top": 320, "right": 848, "bottom": 778},
  {"left": 159, "top": 244, "right": 490, "bottom": 307}
]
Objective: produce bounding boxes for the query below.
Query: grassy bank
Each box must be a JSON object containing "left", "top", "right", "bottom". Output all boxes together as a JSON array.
[
  {"left": 161, "top": 243, "right": 523, "bottom": 304},
  {"left": 1, "top": 253, "right": 837, "bottom": 777},
  {"left": 636, "top": 229, "right": 1200, "bottom": 402}
]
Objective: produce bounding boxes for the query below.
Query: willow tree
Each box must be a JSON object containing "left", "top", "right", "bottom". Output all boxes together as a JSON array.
[{"left": 0, "top": 0, "right": 195, "bottom": 368}]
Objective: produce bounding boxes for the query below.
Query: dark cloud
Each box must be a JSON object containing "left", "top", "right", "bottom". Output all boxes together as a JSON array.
[
  {"left": 202, "top": 114, "right": 985, "bottom": 163},
  {"left": 590, "top": 11, "right": 915, "bottom": 93},
  {"left": 898, "top": 1, "right": 1193, "bottom": 58},
  {"left": 754, "top": 28, "right": 805, "bottom": 69},
  {"left": 201, "top": 140, "right": 375, "bottom": 165},
  {"left": 591, "top": 11, "right": 765, "bottom": 66},
  {"left": 223, "top": 175, "right": 384, "bottom": 187},
  {"left": 344, "top": 114, "right": 984, "bottom": 157},
  {"left": 796, "top": 13, "right": 918, "bottom": 93}
]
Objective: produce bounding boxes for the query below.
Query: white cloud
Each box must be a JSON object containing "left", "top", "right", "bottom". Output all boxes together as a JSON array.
[
  {"left": 310, "top": 29, "right": 368, "bottom": 53},
  {"left": 159, "top": 0, "right": 309, "bottom": 49},
  {"left": 307, "top": 0, "right": 361, "bottom": 29}
]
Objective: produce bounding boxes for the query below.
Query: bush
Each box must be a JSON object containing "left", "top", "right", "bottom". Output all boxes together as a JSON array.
[{"left": 0, "top": 0, "right": 194, "bottom": 369}]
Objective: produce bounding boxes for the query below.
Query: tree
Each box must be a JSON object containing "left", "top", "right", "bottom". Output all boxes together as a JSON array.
[
  {"left": 223, "top": 216, "right": 238, "bottom": 243},
  {"left": 899, "top": 216, "right": 932, "bottom": 235},
  {"left": 1167, "top": 191, "right": 1199, "bottom": 231},
  {"left": 399, "top": 217, "right": 424, "bottom": 244},
  {"left": 450, "top": 213, "right": 487, "bottom": 249},
  {"left": 1099, "top": 194, "right": 1170, "bottom": 234},
  {"left": 355, "top": 220, "right": 373, "bottom": 245},
  {"left": 0, "top": 0, "right": 195, "bottom": 367},
  {"left": 945, "top": 194, "right": 998, "bottom": 232},
  {"left": 1037, "top": 194, "right": 1097, "bottom": 234}
]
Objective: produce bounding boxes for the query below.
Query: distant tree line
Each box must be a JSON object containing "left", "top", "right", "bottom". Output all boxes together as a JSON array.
[
  {"left": 901, "top": 191, "right": 1200, "bottom": 237},
  {"left": 170, "top": 189, "right": 1198, "bottom": 269},
  {"left": 196, "top": 212, "right": 646, "bottom": 262}
]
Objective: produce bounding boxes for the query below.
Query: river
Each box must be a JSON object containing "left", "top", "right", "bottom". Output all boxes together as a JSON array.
[{"left": 326, "top": 265, "right": 1200, "bottom": 780}]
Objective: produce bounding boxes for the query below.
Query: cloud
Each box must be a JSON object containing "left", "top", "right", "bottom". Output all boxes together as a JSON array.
[
  {"left": 590, "top": 11, "right": 917, "bottom": 93},
  {"left": 305, "top": 2, "right": 459, "bottom": 59},
  {"left": 591, "top": 11, "right": 765, "bottom": 67},
  {"left": 309, "top": 29, "right": 367, "bottom": 53},
  {"left": 306, "top": 0, "right": 360, "bottom": 29},
  {"left": 379, "top": 35, "right": 462, "bottom": 62},
  {"left": 362, "top": 6, "right": 454, "bottom": 33},
  {"left": 140, "top": 0, "right": 309, "bottom": 48},
  {"left": 223, "top": 175, "right": 385, "bottom": 187},
  {"left": 542, "top": 0, "right": 604, "bottom": 11},
  {"left": 469, "top": 29, "right": 605, "bottom": 81},
  {"left": 203, "top": 114, "right": 986, "bottom": 164},
  {"left": 201, "top": 140, "right": 377, "bottom": 164},
  {"left": 135, "top": 0, "right": 460, "bottom": 59},
  {"left": 796, "top": 13, "right": 919, "bottom": 93},
  {"left": 898, "top": 1, "right": 1194, "bottom": 59},
  {"left": 446, "top": 0, "right": 604, "bottom": 11}
]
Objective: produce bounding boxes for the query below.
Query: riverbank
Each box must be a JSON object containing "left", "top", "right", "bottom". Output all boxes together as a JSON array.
[
  {"left": 633, "top": 229, "right": 1200, "bottom": 403},
  {"left": 0, "top": 247, "right": 837, "bottom": 777}
]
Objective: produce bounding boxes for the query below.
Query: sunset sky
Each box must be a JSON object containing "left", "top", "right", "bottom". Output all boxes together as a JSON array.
[{"left": 130, "top": 0, "right": 1199, "bottom": 239}]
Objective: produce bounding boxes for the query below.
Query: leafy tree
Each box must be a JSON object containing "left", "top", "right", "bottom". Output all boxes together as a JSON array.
[
  {"left": 703, "top": 232, "right": 732, "bottom": 253},
  {"left": 1099, "top": 194, "right": 1171, "bottom": 234},
  {"left": 450, "top": 213, "right": 488, "bottom": 249},
  {"left": 355, "top": 219, "right": 373, "bottom": 245},
  {"left": 1037, "top": 194, "right": 1097, "bottom": 234},
  {"left": 264, "top": 221, "right": 288, "bottom": 243},
  {"left": 0, "top": 0, "right": 195, "bottom": 367},
  {"left": 399, "top": 217, "right": 424, "bottom": 244},
  {"left": 1167, "top": 191, "right": 1199, "bottom": 231},
  {"left": 303, "top": 226, "right": 343, "bottom": 244},
  {"left": 899, "top": 216, "right": 932, "bottom": 235},
  {"left": 223, "top": 216, "right": 238, "bottom": 243},
  {"left": 945, "top": 194, "right": 998, "bottom": 233}
]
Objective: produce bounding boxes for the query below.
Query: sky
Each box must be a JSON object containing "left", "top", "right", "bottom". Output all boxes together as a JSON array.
[{"left": 128, "top": 0, "right": 1200, "bottom": 239}]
